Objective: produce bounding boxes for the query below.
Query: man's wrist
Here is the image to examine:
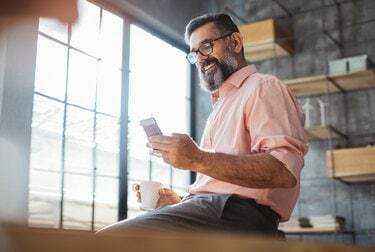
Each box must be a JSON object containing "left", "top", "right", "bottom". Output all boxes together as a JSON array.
[{"left": 193, "top": 148, "right": 209, "bottom": 173}]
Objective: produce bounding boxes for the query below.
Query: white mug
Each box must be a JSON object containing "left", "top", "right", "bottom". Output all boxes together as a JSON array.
[{"left": 139, "top": 180, "right": 163, "bottom": 210}]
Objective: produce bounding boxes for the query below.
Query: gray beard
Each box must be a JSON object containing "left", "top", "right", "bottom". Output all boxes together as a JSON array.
[{"left": 199, "top": 53, "right": 238, "bottom": 92}]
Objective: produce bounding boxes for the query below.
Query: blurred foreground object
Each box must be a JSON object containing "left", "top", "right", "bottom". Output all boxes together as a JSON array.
[
  {"left": 0, "top": 224, "right": 373, "bottom": 252},
  {"left": 0, "top": 0, "right": 78, "bottom": 24}
]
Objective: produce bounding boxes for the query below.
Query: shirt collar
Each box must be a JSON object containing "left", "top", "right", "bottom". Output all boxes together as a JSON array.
[{"left": 210, "top": 64, "right": 257, "bottom": 104}]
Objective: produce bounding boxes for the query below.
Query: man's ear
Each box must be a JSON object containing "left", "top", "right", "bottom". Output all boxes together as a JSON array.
[{"left": 231, "top": 32, "right": 243, "bottom": 54}]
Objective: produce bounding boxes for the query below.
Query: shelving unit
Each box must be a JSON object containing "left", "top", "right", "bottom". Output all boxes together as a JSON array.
[
  {"left": 232, "top": 1, "right": 373, "bottom": 245},
  {"left": 326, "top": 146, "right": 375, "bottom": 182},
  {"left": 305, "top": 126, "right": 346, "bottom": 141},
  {"left": 239, "top": 19, "right": 293, "bottom": 62},
  {"left": 282, "top": 228, "right": 352, "bottom": 235},
  {"left": 284, "top": 69, "right": 375, "bottom": 98}
]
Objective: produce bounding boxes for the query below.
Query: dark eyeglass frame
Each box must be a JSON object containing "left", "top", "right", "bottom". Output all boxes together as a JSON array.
[{"left": 186, "top": 32, "right": 233, "bottom": 64}]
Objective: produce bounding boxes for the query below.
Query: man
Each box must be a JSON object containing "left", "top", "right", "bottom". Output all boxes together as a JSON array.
[{"left": 98, "top": 13, "right": 307, "bottom": 236}]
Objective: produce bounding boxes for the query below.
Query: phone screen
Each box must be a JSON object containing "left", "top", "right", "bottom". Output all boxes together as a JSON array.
[{"left": 140, "top": 117, "right": 163, "bottom": 138}]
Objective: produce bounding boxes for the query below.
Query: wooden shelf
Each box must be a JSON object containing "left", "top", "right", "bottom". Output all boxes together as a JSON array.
[
  {"left": 330, "top": 69, "right": 375, "bottom": 91},
  {"left": 240, "top": 19, "right": 293, "bottom": 62},
  {"left": 284, "top": 69, "right": 375, "bottom": 97},
  {"left": 326, "top": 146, "right": 375, "bottom": 182},
  {"left": 305, "top": 126, "right": 345, "bottom": 141},
  {"left": 284, "top": 75, "right": 340, "bottom": 97}
]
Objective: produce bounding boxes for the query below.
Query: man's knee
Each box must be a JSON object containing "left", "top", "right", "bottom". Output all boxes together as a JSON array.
[{"left": 96, "top": 212, "right": 172, "bottom": 234}]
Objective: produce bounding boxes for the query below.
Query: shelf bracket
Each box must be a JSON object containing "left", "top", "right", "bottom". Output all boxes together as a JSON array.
[
  {"left": 327, "top": 76, "right": 346, "bottom": 93},
  {"left": 328, "top": 125, "right": 348, "bottom": 140}
]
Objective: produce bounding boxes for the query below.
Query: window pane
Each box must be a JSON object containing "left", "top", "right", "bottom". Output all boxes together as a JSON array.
[
  {"left": 30, "top": 127, "right": 63, "bottom": 172},
  {"left": 96, "top": 149, "right": 119, "bottom": 177},
  {"left": 128, "top": 156, "right": 150, "bottom": 181},
  {"left": 65, "top": 105, "right": 94, "bottom": 142},
  {"left": 63, "top": 173, "right": 93, "bottom": 230},
  {"left": 67, "top": 50, "right": 97, "bottom": 109},
  {"left": 30, "top": 1, "right": 125, "bottom": 231},
  {"left": 64, "top": 139, "right": 94, "bottom": 174},
  {"left": 39, "top": 17, "right": 68, "bottom": 43},
  {"left": 94, "top": 176, "right": 119, "bottom": 230},
  {"left": 127, "top": 24, "right": 190, "bottom": 218},
  {"left": 71, "top": 0, "right": 100, "bottom": 56},
  {"left": 29, "top": 170, "right": 61, "bottom": 228},
  {"left": 172, "top": 169, "right": 190, "bottom": 189},
  {"left": 99, "top": 10, "right": 123, "bottom": 68},
  {"left": 34, "top": 35, "right": 67, "bottom": 100},
  {"left": 65, "top": 106, "right": 94, "bottom": 174},
  {"left": 31, "top": 94, "right": 64, "bottom": 133},
  {"left": 151, "top": 162, "right": 171, "bottom": 186},
  {"left": 30, "top": 170, "right": 61, "bottom": 195},
  {"left": 30, "top": 95, "right": 64, "bottom": 171},
  {"left": 96, "top": 114, "right": 120, "bottom": 176},
  {"left": 97, "top": 64, "right": 121, "bottom": 117}
]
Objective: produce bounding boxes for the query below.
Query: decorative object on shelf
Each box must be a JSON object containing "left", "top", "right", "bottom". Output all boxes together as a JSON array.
[
  {"left": 301, "top": 98, "right": 313, "bottom": 128},
  {"left": 284, "top": 69, "right": 375, "bottom": 97},
  {"left": 329, "top": 58, "right": 349, "bottom": 75},
  {"left": 239, "top": 19, "right": 293, "bottom": 62},
  {"left": 326, "top": 146, "right": 375, "bottom": 182},
  {"left": 279, "top": 215, "right": 346, "bottom": 234},
  {"left": 301, "top": 98, "right": 345, "bottom": 141},
  {"left": 328, "top": 54, "right": 372, "bottom": 75},
  {"left": 317, "top": 98, "right": 328, "bottom": 127},
  {"left": 348, "top": 54, "right": 371, "bottom": 73}
]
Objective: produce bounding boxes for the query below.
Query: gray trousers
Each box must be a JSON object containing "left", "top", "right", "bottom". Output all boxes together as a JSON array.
[{"left": 98, "top": 194, "right": 280, "bottom": 236}]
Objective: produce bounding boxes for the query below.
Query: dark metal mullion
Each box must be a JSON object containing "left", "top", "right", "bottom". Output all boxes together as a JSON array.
[
  {"left": 34, "top": 92, "right": 120, "bottom": 119},
  {"left": 38, "top": 31, "right": 100, "bottom": 61},
  {"left": 59, "top": 24, "right": 73, "bottom": 230},
  {"left": 90, "top": 7, "right": 103, "bottom": 232},
  {"left": 33, "top": 166, "right": 118, "bottom": 179},
  {"left": 118, "top": 18, "right": 131, "bottom": 221},
  {"left": 188, "top": 64, "right": 197, "bottom": 184}
]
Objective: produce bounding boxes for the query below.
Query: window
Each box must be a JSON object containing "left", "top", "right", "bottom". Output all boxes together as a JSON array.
[
  {"left": 29, "top": 0, "right": 191, "bottom": 230},
  {"left": 29, "top": 0, "right": 123, "bottom": 231},
  {"left": 127, "top": 25, "right": 191, "bottom": 218}
]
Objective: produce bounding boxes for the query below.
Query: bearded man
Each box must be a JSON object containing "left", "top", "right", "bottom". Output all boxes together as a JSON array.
[{"left": 98, "top": 13, "right": 308, "bottom": 236}]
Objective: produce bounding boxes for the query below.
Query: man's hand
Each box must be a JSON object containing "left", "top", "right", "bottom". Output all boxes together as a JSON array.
[
  {"left": 147, "top": 133, "right": 203, "bottom": 171},
  {"left": 155, "top": 188, "right": 182, "bottom": 208},
  {"left": 133, "top": 184, "right": 181, "bottom": 209}
]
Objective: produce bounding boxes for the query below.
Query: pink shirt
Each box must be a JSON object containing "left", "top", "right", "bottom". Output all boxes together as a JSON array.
[{"left": 187, "top": 65, "right": 308, "bottom": 221}]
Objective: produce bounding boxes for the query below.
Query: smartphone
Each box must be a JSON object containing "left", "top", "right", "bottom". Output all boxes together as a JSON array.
[{"left": 140, "top": 117, "right": 163, "bottom": 138}]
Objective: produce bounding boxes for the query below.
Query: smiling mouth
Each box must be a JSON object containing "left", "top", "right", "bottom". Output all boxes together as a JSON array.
[{"left": 202, "top": 62, "right": 216, "bottom": 74}]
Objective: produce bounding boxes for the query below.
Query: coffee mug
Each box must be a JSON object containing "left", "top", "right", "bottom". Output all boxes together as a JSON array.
[{"left": 139, "top": 180, "right": 163, "bottom": 210}]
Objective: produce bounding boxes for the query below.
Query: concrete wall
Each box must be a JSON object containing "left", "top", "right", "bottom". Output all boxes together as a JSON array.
[
  {"left": 191, "top": 0, "right": 375, "bottom": 246},
  {"left": 0, "top": 17, "right": 38, "bottom": 224},
  {"left": 99, "top": 0, "right": 215, "bottom": 48}
]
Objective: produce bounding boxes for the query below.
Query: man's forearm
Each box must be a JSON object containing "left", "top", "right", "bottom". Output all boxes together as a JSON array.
[{"left": 194, "top": 150, "right": 297, "bottom": 189}]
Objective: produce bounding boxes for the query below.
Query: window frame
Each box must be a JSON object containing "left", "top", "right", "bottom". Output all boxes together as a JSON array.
[{"left": 29, "top": 0, "right": 195, "bottom": 226}]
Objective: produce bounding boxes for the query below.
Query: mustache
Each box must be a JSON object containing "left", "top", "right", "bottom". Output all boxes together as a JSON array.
[{"left": 201, "top": 58, "right": 219, "bottom": 72}]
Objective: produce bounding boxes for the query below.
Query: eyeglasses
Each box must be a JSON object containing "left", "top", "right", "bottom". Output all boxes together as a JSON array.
[{"left": 186, "top": 32, "right": 233, "bottom": 64}]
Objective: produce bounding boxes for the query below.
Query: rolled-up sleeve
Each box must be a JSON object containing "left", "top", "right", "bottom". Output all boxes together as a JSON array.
[{"left": 245, "top": 76, "right": 308, "bottom": 179}]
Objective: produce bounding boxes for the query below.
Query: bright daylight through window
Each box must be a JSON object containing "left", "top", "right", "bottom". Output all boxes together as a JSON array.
[{"left": 28, "top": 0, "right": 191, "bottom": 231}]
